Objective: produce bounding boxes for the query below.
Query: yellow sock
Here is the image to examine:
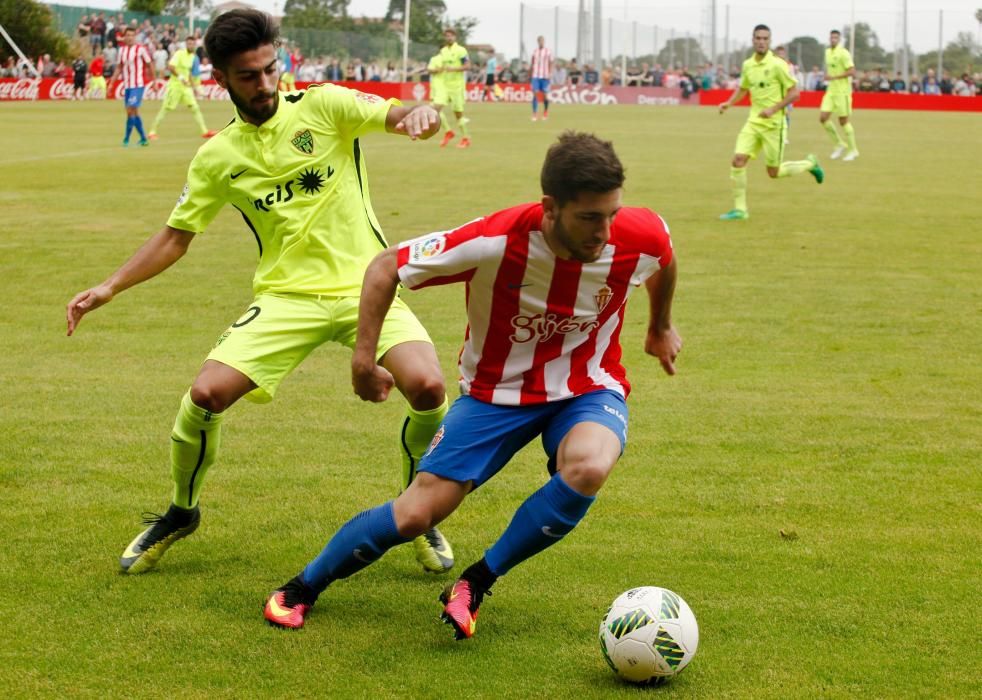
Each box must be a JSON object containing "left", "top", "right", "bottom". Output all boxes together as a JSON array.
[
  {"left": 843, "top": 122, "right": 858, "bottom": 152},
  {"left": 823, "top": 120, "right": 844, "bottom": 146},
  {"left": 170, "top": 390, "right": 224, "bottom": 509},
  {"left": 730, "top": 167, "right": 748, "bottom": 212},
  {"left": 399, "top": 397, "right": 448, "bottom": 490},
  {"left": 777, "top": 160, "right": 812, "bottom": 177}
]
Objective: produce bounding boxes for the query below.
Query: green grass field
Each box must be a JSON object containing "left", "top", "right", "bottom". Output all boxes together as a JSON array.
[{"left": 0, "top": 98, "right": 980, "bottom": 698}]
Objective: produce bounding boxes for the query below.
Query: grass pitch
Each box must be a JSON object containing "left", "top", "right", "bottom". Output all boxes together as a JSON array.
[{"left": 0, "top": 98, "right": 980, "bottom": 698}]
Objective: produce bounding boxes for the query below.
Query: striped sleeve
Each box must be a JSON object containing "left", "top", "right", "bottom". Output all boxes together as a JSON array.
[{"left": 397, "top": 217, "right": 488, "bottom": 289}]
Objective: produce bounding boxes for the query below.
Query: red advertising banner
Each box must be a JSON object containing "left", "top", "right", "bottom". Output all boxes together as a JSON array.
[
  {"left": 3, "top": 78, "right": 978, "bottom": 111},
  {"left": 698, "top": 88, "right": 982, "bottom": 112}
]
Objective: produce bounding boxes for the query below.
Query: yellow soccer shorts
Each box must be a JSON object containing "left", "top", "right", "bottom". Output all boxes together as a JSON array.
[
  {"left": 162, "top": 81, "right": 197, "bottom": 111},
  {"left": 734, "top": 120, "right": 785, "bottom": 168},
  {"left": 280, "top": 72, "right": 296, "bottom": 91},
  {"left": 444, "top": 85, "right": 466, "bottom": 113},
  {"left": 820, "top": 92, "right": 852, "bottom": 117},
  {"left": 88, "top": 75, "right": 106, "bottom": 96},
  {"left": 206, "top": 293, "right": 433, "bottom": 403}
]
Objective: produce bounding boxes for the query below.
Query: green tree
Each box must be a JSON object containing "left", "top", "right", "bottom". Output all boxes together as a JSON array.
[
  {"left": 126, "top": 0, "right": 166, "bottom": 14},
  {"left": 0, "top": 0, "right": 71, "bottom": 62},
  {"left": 385, "top": 0, "right": 476, "bottom": 49},
  {"left": 843, "top": 21, "right": 888, "bottom": 69},
  {"left": 656, "top": 37, "right": 706, "bottom": 69},
  {"left": 917, "top": 32, "right": 981, "bottom": 75},
  {"left": 283, "top": 0, "right": 353, "bottom": 32},
  {"left": 786, "top": 35, "right": 823, "bottom": 71}
]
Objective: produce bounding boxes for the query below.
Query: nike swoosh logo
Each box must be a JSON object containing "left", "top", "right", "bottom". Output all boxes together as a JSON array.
[
  {"left": 230, "top": 168, "right": 248, "bottom": 179},
  {"left": 170, "top": 436, "right": 185, "bottom": 443},
  {"left": 121, "top": 539, "right": 143, "bottom": 559},
  {"left": 266, "top": 595, "right": 294, "bottom": 618},
  {"left": 352, "top": 548, "right": 373, "bottom": 563},
  {"left": 541, "top": 525, "right": 563, "bottom": 538},
  {"left": 507, "top": 283, "right": 532, "bottom": 289}
]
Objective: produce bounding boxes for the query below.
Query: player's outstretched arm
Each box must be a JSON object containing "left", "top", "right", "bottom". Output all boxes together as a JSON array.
[
  {"left": 351, "top": 247, "right": 400, "bottom": 402},
  {"left": 643, "top": 258, "right": 681, "bottom": 375},
  {"left": 66, "top": 225, "right": 195, "bottom": 336},
  {"left": 386, "top": 103, "right": 441, "bottom": 140}
]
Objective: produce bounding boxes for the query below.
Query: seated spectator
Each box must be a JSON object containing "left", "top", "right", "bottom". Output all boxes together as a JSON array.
[
  {"left": 39, "top": 54, "right": 55, "bottom": 77},
  {"left": 497, "top": 64, "right": 513, "bottom": 83},
  {"left": 650, "top": 63, "right": 664, "bottom": 87},
  {"left": 923, "top": 76, "right": 940, "bottom": 94},
  {"left": 858, "top": 71, "right": 875, "bottom": 91},
  {"left": 939, "top": 70, "right": 953, "bottom": 95},
  {"left": 874, "top": 69, "right": 890, "bottom": 92},
  {"left": 367, "top": 61, "right": 381, "bottom": 81},
  {"left": 297, "top": 60, "right": 318, "bottom": 82},
  {"left": 909, "top": 76, "right": 922, "bottom": 93},
  {"left": 805, "top": 65, "right": 822, "bottom": 90},
  {"left": 583, "top": 64, "right": 599, "bottom": 85},
  {"left": 890, "top": 72, "right": 906, "bottom": 92},
  {"left": 325, "top": 58, "right": 342, "bottom": 82},
  {"left": 515, "top": 61, "right": 530, "bottom": 83},
  {"left": 383, "top": 61, "right": 400, "bottom": 82},
  {"left": 625, "top": 64, "right": 644, "bottom": 86},
  {"left": 600, "top": 65, "right": 614, "bottom": 86}
]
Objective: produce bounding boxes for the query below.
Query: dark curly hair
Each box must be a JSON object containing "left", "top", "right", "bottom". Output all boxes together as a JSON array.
[
  {"left": 540, "top": 132, "right": 625, "bottom": 205},
  {"left": 204, "top": 9, "right": 279, "bottom": 72}
]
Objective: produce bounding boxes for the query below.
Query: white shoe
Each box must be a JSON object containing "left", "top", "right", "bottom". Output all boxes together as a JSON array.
[
  {"left": 830, "top": 145, "right": 846, "bottom": 160},
  {"left": 531, "top": 115, "right": 537, "bottom": 121},
  {"left": 843, "top": 150, "right": 859, "bottom": 162}
]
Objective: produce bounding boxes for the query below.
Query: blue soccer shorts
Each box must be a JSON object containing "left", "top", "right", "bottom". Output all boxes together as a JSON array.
[
  {"left": 531, "top": 77, "right": 550, "bottom": 94},
  {"left": 124, "top": 87, "right": 145, "bottom": 107},
  {"left": 418, "top": 389, "right": 628, "bottom": 488}
]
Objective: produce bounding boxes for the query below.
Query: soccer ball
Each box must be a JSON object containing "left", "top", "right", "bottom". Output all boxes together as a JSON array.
[{"left": 599, "top": 586, "right": 699, "bottom": 685}]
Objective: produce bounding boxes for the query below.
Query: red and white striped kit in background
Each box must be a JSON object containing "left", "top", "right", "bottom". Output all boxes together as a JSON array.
[
  {"left": 530, "top": 46, "right": 554, "bottom": 81},
  {"left": 397, "top": 203, "right": 673, "bottom": 406},
  {"left": 117, "top": 43, "right": 152, "bottom": 89}
]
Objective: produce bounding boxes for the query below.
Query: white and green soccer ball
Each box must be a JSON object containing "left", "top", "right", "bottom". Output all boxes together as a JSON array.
[{"left": 599, "top": 586, "right": 699, "bottom": 685}]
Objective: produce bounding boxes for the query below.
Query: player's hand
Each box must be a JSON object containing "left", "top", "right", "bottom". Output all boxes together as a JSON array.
[
  {"left": 394, "top": 105, "right": 440, "bottom": 140},
  {"left": 644, "top": 324, "right": 682, "bottom": 376},
  {"left": 759, "top": 107, "right": 775, "bottom": 118},
  {"left": 66, "top": 284, "right": 114, "bottom": 336},
  {"left": 351, "top": 357, "right": 395, "bottom": 402},
  {"left": 718, "top": 102, "right": 730, "bottom": 114}
]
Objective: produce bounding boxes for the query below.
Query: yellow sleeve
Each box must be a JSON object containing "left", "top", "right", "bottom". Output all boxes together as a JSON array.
[
  {"left": 317, "top": 83, "right": 395, "bottom": 140},
  {"left": 778, "top": 60, "right": 797, "bottom": 90},
  {"left": 167, "top": 149, "right": 227, "bottom": 234}
]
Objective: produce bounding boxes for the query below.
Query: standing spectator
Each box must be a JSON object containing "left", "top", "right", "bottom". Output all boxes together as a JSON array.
[
  {"left": 153, "top": 41, "right": 169, "bottom": 79},
  {"left": 650, "top": 63, "right": 664, "bottom": 86},
  {"left": 103, "top": 42, "right": 118, "bottom": 77},
  {"left": 325, "top": 58, "right": 342, "bottom": 82},
  {"left": 72, "top": 54, "right": 88, "bottom": 99},
  {"left": 567, "top": 58, "right": 582, "bottom": 85},
  {"left": 805, "top": 64, "right": 822, "bottom": 90},
  {"left": 482, "top": 54, "right": 497, "bottom": 100},
  {"left": 923, "top": 75, "right": 940, "bottom": 94},
  {"left": 515, "top": 60, "right": 530, "bottom": 83},
  {"left": 890, "top": 71, "right": 906, "bottom": 92},
  {"left": 952, "top": 73, "right": 973, "bottom": 96},
  {"left": 297, "top": 58, "right": 318, "bottom": 82},
  {"left": 88, "top": 49, "right": 107, "bottom": 98},
  {"left": 551, "top": 60, "right": 566, "bottom": 88},
  {"left": 383, "top": 61, "right": 400, "bottom": 83},
  {"left": 91, "top": 13, "right": 107, "bottom": 53},
  {"left": 529, "top": 35, "right": 553, "bottom": 121},
  {"left": 1, "top": 56, "right": 16, "bottom": 77},
  {"left": 77, "top": 15, "right": 91, "bottom": 50}
]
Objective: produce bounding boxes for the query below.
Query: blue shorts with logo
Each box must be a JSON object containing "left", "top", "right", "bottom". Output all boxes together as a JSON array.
[
  {"left": 124, "top": 87, "right": 145, "bottom": 107},
  {"left": 418, "top": 389, "right": 628, "bottom": 488},
  {"left": 531, "top": 77, "right": 550, "bottom": 94}
]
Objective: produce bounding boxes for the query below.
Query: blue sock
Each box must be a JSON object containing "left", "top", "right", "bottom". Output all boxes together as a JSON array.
[
  {"left": 133, "top": 115, "right": 147, "bottom": 140},
  {"left": 532, "top": 95, "right": 539, "bottom": 113},
  {"left": 124, "top": 116, "right": 134, "bottom": 141},
  {"left": 484, "top": 472, "right": 596, "bottom": 576},
  {"left": 300, "top": 501, "right": 410, "bottom": 594}
]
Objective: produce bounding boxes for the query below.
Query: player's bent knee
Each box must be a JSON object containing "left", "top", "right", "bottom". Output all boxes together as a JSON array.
[
  {"left": 560, "top": 461, "right": 614, "bottom": 496},
  {"left": 403, "top": 373, "right": 446, "bottom": 410},
  {"left": 393, "top": 502, "right": 436, "bottom": 538},
  {"left": 189, "top": 383, "right": 233, "bottom": 414}
]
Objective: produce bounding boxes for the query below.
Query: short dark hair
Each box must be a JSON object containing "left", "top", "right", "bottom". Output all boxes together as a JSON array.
[
  {"left": 123, "top": 26, "right": 135, "bottom": 34},
  {"left": 830, "top": 29, "right": 841, "bottom": 36},
  {"left": 204, "top": 9, "right": 279, "bottom": 71},
  {"left": 753, "top": 24, "right": 770, "bottom": 35},
  {"left": 541, "top": 132, "right": 625, "bottom": 206}
]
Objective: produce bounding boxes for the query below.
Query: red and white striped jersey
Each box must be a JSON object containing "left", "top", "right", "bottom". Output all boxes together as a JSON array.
[
  {"left": 117, "top": 43, "right": 151, "bottom": 89},
  {"left": 530, "top": 46, "right": 553, "bottom": 80},
  {"left": 397, "top": 203, "right": 673, "bottom": 405}
]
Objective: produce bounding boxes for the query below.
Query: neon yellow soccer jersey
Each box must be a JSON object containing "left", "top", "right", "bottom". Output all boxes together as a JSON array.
[
  {"left": 168, "top": 48, "right": 195, "bottom": 83},
  {"left": 824, "top": 46, "right": 854, "bottom": 96},
  {"left": 739, "top": 51, "right": 797, "bottom": 127},
  {"left": 167, "top": 84, "right": 395, "bottom": 297},
  {"left": 435, "top": 42, "right": 468, "bottom": 90}
]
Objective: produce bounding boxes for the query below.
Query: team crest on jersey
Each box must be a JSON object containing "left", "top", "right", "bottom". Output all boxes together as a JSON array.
[
  {"left": 291, "top": 129, "right": 314, "bottom": 154},
  {"left": 425, "top": 425, "right": 445, "bottom": 457},
  {"left": 354, "top": 90, "right": 383, "bottom": 104},
  {"left": 594, "top": 285, "right": 613, "bottom": 313},
  {"left": 410, "top": 236, "right": 446, "bottom": 261}
]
